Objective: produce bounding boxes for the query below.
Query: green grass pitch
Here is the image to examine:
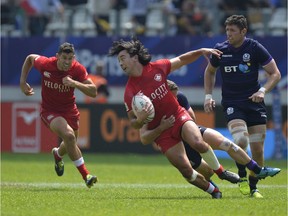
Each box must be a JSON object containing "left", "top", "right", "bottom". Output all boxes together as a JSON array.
[{"left": 1, "top": 153, "right": 287, "bottom": 216}]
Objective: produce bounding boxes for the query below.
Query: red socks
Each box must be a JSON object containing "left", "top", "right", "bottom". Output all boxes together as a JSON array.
[
  {"left": 77, "top": 164, "right": 89, "bottom": 180},
  {"left": 53, "top": 149, "right": 62, "bottom": 161},
  {"left": 214, "top": 164, "right": 225, "bottom": 176}
]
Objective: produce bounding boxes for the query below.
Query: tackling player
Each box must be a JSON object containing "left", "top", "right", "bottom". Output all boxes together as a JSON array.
[{"left": 139, "top": 80, "right": 280, "bottom": 195}]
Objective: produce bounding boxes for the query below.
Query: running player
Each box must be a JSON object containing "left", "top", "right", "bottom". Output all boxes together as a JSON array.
[
  {"left": 20, "top": 42, "right": 98, "bottom": 188},
  {"left": 204, "top": 15, "right": 282, "bottom": 198}
]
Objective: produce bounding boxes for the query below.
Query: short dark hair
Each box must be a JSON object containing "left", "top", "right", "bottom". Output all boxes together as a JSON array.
[
  {"left": 58, "top": 42, "right": 75, "bottom": 54},
  {"left": 108, "top": 37, "right": 152, "bottom": 65},
  {"left": 225, "top": 15, "right": 248, "bottom": 30}
]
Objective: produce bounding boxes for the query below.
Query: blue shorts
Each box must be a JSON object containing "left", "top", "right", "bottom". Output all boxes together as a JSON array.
[
  {"left": 183, "top": 125, "right": 207, "bottom": 169},
  {"left": 222, "top": 100, "right": 267, "bottom": 127}
]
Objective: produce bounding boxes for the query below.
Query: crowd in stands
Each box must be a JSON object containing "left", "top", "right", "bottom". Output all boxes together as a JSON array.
[{"left": 1, "top": 0, "right": 287, "bottom": 37}]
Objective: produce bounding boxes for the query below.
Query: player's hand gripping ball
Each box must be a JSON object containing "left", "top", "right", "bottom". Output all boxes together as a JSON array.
[{"left": 132, "top": 94, "right": 155, "bottom": 123}]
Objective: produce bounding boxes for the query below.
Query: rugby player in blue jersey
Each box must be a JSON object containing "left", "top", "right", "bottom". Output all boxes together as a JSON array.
[{"left": 204, "top": 15, "right": 282, "bottom": 198}]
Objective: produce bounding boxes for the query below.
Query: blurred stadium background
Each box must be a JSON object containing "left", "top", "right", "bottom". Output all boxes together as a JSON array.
[{"left": 1, "top": 0, "right": 287, "bottom": 159}]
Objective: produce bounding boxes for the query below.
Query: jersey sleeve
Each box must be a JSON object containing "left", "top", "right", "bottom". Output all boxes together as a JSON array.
[
  {"left": 177, "top": 91, "right": 190, "bottom": 111},
  {"left": 34, "top": 56, "right": 49, "bottom": 72},
  {"left": 254, "top": 40, "right": 273, "bottom": 66},
  {"left": 210, "top": 43, "right": 221, "bottom": 68},
  {"left": 154, "top": 59, "right": 171, "bottom": 75},
  {"left": 74, "top": 63, "right": 89, "bottom": 82}
]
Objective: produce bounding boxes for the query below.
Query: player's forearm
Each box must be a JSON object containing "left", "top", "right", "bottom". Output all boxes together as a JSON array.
[
  {"left": 140, "top": 126, "right": 164, "bottom": 145},
  {"left": 262, "top": 71, "right": 281, "bottom": 93},
  {"left": 204, "top": 71, "right": 215, "bottom": 94},
  {"left": 75, "top": 82, "right": 97, "bottom": 97},
  {"left": 131, "top": 118, "right": 145, "bottom": 129},
  {"left": 178, "top": 49, "right": 204, "bottom": 65},
  {"left": 261, "top": 59, "right": 281, "bottom": 93}
]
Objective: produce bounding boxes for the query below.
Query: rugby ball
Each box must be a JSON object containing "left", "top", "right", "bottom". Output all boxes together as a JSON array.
[{"left": 132, "top": 94, "right": 155, "bottom": 123}]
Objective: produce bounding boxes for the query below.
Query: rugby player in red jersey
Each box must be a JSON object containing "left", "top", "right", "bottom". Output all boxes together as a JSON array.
[
  {"left": 108, "top": 37, "right": 240, "bottom": 199},
  {"left": 20, "top": 42, "right": 97, "bottom": 188},
  {"left": 140, "top": 80, "right": 281, "bottom": 195}
]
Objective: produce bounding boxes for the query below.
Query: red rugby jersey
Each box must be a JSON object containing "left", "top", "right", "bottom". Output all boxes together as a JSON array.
[
  {"left": 124, "top": 59, "right": 182, "bottom": 130},
  {"left": 34, "top": 56, "right": 88, "bottom": 113}
]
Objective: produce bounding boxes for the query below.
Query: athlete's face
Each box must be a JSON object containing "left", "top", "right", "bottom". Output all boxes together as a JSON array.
[
  {"left": 225, "top": 24, "right": 246, "bottom": 48},
  {"left": 56, "top": 52, "right": 75, "bottom": 71},
  {"left": 117, "top": 50, "right": 138, "bottom": 76}
]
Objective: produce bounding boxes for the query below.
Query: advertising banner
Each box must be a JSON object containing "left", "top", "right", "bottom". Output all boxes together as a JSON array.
[
  {"left": 1, "top": 102, "right": 58, "bottom": 153},
  {"left": 1, "top": 36, "right": 287, "bottom": 87},
  {"left": 12, "top": 103, "right": 41, "bottom": 153},
  {"left": 2, "top": 102, "right": 285, "bottom": 159}
]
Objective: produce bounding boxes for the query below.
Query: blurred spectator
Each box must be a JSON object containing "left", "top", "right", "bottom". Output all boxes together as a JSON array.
[
  {"left": 90, "top": 0, "right": 117, "bottom": 35},
  {"left": 269, "top": 0, "right": 287, "bottom": 8},
  {"left": 60, "top": 0, "right": 88, "bottom": 36},
  {"left": 125, "top": 0, "right": 149, "bottom": 35},
  {"left": 20, "top": 0, "right": 64, "bottom": 36},
  {"left": 113, "top": 0, "right": 127, "bottom": 10},
  {"left": 218, "top": 0, "right": 255, "bottom": 34},
  {"left": 176, "top": 0, "right": 212, "bottom": 35},
  {"left": 1, "top": 0, "right": 17, "bottom": 25},
  {"left": 61, "top": 0, "right": 87, "bottom": 5},
  {"left": 252, "top": 0, "right": 271, "bottom": 8},
  {"left": 161, "top": 0, "right": 179, "bottom": 35},
  {"left": 85, "top": 61, "right": 110, "bottom": 104}
]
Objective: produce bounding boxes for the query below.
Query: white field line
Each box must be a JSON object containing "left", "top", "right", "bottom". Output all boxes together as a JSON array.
[{"left": 1, "top": 182, "right": 287, "bottom": 189}]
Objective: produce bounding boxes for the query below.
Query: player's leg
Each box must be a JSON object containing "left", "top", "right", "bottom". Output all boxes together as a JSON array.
[
  {"left": 51, "top": 141, "right": 65, "bottom": 176},
  {"left": 248, "top": 124, "right": 266, "bottom": 198},
  {"left": 50, "top": 116, "right": 97, "bottom": 188},
  {"left": 184, "top": 142, "right": 219, "bottom": 188},
  {"left": 164, "top": 142, "right": 221, "bottom": 198},
  {"left": 182, "top": 121, "right": 239, "bottom": 183},
  {"left": 204, "top": 127, "right": 253, "bottom": 164},
  {"left": 50, "top": 117, "right": 81, "bottom": 160},
  {"left": 202, "top": 127, "right": 279, "bottom": 177},
  {"left": 227, "top": 119, "right": 250, "bottom": 194},
  {"left": 184, "top": 143, "right": 214, "bottom": 181}
]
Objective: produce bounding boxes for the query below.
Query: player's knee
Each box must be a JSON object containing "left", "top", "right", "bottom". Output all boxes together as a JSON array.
[
  {"left": 191, "top": 141, "right": 209, "bottom": 153},
  {"left": 230, "top": 128, "right": 249, "bottom": 150},
  {"left": 219, "top": 138, "right": 240, "bottom": 152},
  {"left": 181, "top": 166, "right": 193, "bottom": 179},
  {"left": 186, "top": 169, "right": 199, "bottom": 183},
  {"left": 228, "top": 121, "right": 249, "bottom": 150},
  {"left": 235, "top": 135, "right": 249, "bottom": 150},
  {"left": 63, "top": 131, "right": 76, "bottom": 144}
]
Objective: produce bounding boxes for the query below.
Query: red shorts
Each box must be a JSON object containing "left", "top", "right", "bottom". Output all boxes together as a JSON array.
[
  {"left": 155, "top": 108, "right": 191, "bottom": 153},
  {"left": 40, "top": 109, "right": 80, "bottom": 130}
]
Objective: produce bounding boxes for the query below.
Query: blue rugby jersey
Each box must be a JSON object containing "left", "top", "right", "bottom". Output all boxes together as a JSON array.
[
  {"left": 177, "top": 91, "right": 190, "bottom": 111},
  {"left": 210, "top": 38, "right": 272, "bottom": 103}
]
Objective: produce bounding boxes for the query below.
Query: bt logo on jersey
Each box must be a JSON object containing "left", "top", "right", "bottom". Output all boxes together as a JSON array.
[{"left": 224, "top": 66, "right": 238, "bottom": 72}]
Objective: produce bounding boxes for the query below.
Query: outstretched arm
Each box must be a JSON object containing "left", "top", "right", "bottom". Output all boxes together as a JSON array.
[
  {"left": 20, "top": 54, "right": 39, "bottom": 96},
  {"left": 170, "top": 48, "right": 222, "bottom": 72}
]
